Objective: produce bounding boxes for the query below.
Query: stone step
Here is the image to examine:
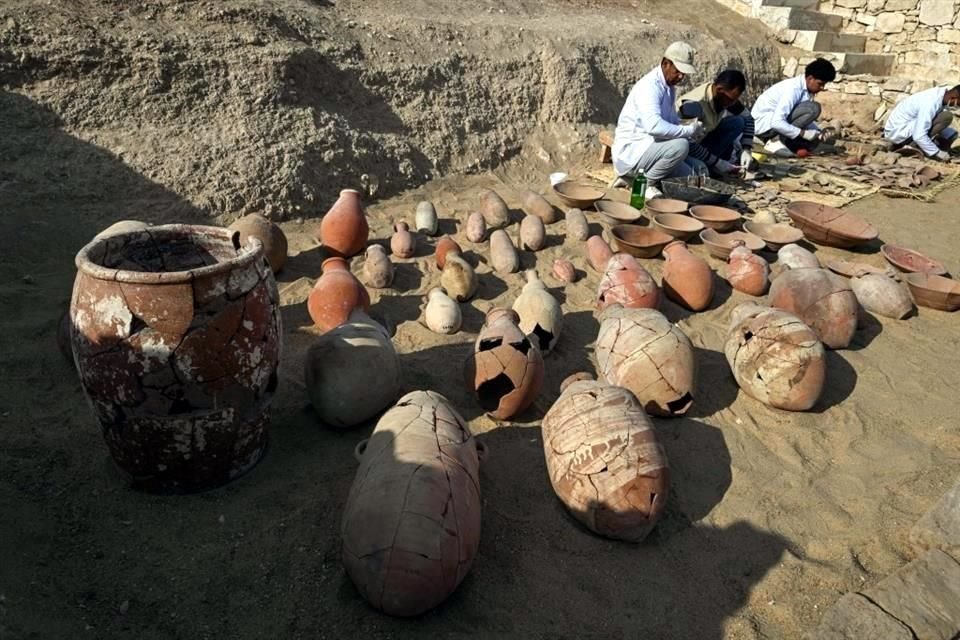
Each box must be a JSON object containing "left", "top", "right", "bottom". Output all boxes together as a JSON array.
[
  {"left": 758, "top": 6, "right": 844, "bottom": 30},
  {"left": 792, "top": 30, "right": 867, "bottom": 53},
  {"left": 818, "top": 52, "right": 895, "bottom": 76}
]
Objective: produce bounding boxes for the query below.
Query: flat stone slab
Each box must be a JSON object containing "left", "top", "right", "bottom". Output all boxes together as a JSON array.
[
  {"left": 809, "top": 593, "right": 912, "bottom": 640},
  {"left": 863, "top": 549, "right": 960, "bottom": 640},
  {"left": 910, "top": 480, "right": 960, "bottom": 556}
]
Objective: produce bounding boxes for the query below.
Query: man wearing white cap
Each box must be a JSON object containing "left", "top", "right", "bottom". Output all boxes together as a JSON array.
[
  {"left": 611, "top": 41, "right": 711, "bottom": 199},
  {"left": 882, "top": 84, "right": 960, "bottom": 161}
]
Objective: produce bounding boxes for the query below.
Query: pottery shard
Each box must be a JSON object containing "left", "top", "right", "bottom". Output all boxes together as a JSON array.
[
  {"left": 520, "top": 214, "right": 546, "bottom": 251},
  {"left": 489, "top": 229, "right": 519, "bottom": 274},
  {"left": 541, "top": 376, "right": 669, "bottom": 542},
  {"left": 597, "top": 254, "right": 660, "bottom": 311},
  {"left": 850, "top": 273, "right": 913, "bottom": 319},
  {"left": 341, "top": 390, "right": 481, "bottom": 617},
  {"left": 768, "top": 268, "right": 858, "bottom": 349},
  {"left": 523, "top": 190, "right": 558, "bottom": 224},
  {"left": 479, "top": 189, "right": 510, "bottom": 229},
  {"left": 595, "top": 305, "right": 696, "bottom": 417},
  {"left": 724, "top": 304, "right": 826, "bottom": 411},
  {"left": 565, "top": 208, "right": 589, "bottom": 241}
]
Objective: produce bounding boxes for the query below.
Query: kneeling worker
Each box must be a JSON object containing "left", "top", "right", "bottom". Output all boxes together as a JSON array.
[
  {"left": 752, "top": 58, "right": 836, "bottom": 157},
  {"left": 611, "top": 41, "right": 706, "bottom": 199},
  {"left": 882, "top": 85, "right": 960, "bottom": 161},
  {"left": 678, "top": 69, "right": 755, "bottom": 176}
]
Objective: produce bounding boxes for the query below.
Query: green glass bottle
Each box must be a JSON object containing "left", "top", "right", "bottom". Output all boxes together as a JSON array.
[{"left": 630, "top": 172, "right": 647, "bottom": 210}]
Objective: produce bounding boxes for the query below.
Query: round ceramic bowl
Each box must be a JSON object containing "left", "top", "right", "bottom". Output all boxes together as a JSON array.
[
  {"left": 785, "top": 201, "right": 878, "bottom": 249},
  {"left": 644, "top": 198, "right": 689, "bottom": 216},
  {"left": 880, "top": 244, "right": 947, "bottom": 276},
  {"left": 689, "top": 205, "right": 742, "bottom": 232},
  {"left": 594, "top": 200, "right": 645, "bottom": 225},
  {"left": 611, "top": 225, "right": 674, "bottom": 259},
  {"left": 553, "top": 181, "right": 605, "bottom": 208},
  {"left": 652, "top": 213, "right": 704, "bottom": 241},
  {"left": 743, "top": 221, "right": 804, "bottom": 251},
  {"left": 905, "top": 272, "right": 960, "bottom": 311},
  {"left": 700, "top": 229, "right": 766, "bottom": 260}
]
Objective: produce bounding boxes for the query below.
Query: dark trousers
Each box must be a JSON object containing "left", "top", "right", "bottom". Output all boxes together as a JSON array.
[
  {"left": 701, "top": 116, "right": 746, "bottom": 161},
  {"left": 759, "top": 101, "right": 821, "bottom": 152}
]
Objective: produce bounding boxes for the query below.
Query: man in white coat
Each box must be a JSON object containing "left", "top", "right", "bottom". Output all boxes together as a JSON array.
[
  {"left": 882, "top": 85, "right": 960, "bottom": 161},
  {"left": 611, "top": 42, "right": 719, "bottom": 199},
  {"left": 752, "top": 58, "right": 836, "bottom": 157}
]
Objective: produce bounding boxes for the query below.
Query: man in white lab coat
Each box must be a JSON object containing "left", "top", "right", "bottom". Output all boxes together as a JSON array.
[
  {"left": 611, "top": 42, "right": 714, "bottom": 199},
  {"left": 882, "top": 85, "right": 960, "bottom": 161},
  {"left": 752, "top": 58, "right": 836, "bottom": 157}
]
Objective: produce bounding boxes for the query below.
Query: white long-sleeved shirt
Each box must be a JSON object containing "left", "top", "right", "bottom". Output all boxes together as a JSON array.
[
  {"left": 884, "top": 86, "right": 949, "bottom": 157},
  {"left": 612, "top": 65, "right": 689, "bottom": 177},
  {"left": 751, "top": 75, "right": 818, "bottom": 140}
]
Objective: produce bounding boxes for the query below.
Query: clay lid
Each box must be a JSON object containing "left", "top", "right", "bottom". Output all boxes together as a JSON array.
[
  {"left": 644, "top": 198, "right": 689, "bottom": 215},
  {"left": 652, "top": 213, "right": 704, "bottom": 240},
  {"left": 881, "top": 244, "right": 947, "bottom": 276},
  {"left": 689, "top": 205, "right": 742, "bottom": 231},
  {"left": 552, "top": 181, "right": 606, "bottom": 208},
  {"left": 594, "top": 199, "right": 645, "bottom": 223},
  {"left": 786, "top": 201, "right": 878, "bottom": 244},
  {"left": 905, "top": 272, "right": 960, "bottom": 311}
]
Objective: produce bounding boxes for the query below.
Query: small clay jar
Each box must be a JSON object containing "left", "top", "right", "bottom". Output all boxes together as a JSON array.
[
  {"left": 850, "top": 273, "right": 913, "bottom": 320},
  {"left": 308, "top": 257, "right": 371, "bottom": 333},
  {"left": 435, "top": 235, "right": 462, "bottom": 270},
  {"left": 415, "top": 200, "right": 439, "bottom": 236},
  {"left": 565, "top": 208, "right": 589, "bottom": 242},
  {"left": 512, "top": 270, "right": 563, "bottom": 354},
  {"left": 320, "top": 189, "right": 369, "bottom": 258},
  {"left": 440, "top": 250, "right": 477, "bottom": 302},
  {"left": 479, "top": 189, "right": 510, "bottom": 229},
  {"left": 553, "top": 258, "right": 576, "bottom": 283},
  {"left": 662, "top": 241, "right": 714, "bottom": 311},
  {"left": 229, "top": 213, "right": 288, "bottom": 273},
  {"left": 597, "top": 253, "right": 660, "bottom": 310},
  {"left": 490, "top": 229, "right": 519, "bottom": 274},
  {"left": 523, "top": 190, "right": 558, "bottom": 224},
  {"left": 424, "top": 288, "right": 462, "bottom": 334},
  {"left": 587, "top": 235, "right": 614, "bottom": 272},
  {"left": 768, "top": 268, "right": 858, "bottom": 349},
  {"left": 466, "top": 308, "right": 544, "bottom": 420},
  {"left": 466, "top": 211, "right": 487, "bottom": 242},
  {"left": 363, "top": 244, "right": 394, "bottom": 289},
  {"left": 390, "top": 221, "right": 416, "bottom": 258},
  {"left": 520, "top": 214, "right": 546, "bottom": 251},
  {"left": 728, "top": 243, "right": 769, "bottom": 296},
  {"left": 777, "top": 243, "right": 820, "bottom": 271}
]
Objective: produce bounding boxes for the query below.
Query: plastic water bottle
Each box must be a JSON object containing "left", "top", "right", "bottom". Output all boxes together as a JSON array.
[{"left": 630, "top": 172, "right": 647, "bottom": 210}]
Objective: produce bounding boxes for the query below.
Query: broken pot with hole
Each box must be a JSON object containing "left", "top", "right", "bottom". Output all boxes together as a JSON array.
[
  {"left": 597, "top": 253, "right": 660, "bottom": 311},
  {"left": 512, "top": 270, "right": 563, "bottom": 354}
]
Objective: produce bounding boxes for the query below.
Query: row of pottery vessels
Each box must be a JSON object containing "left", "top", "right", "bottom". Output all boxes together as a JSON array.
[{"left": 64, "top": 181, "right": 950, "bottom": 617}]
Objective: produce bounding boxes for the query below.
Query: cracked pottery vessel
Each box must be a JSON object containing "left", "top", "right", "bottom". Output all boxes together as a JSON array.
[
  {"left": 466, "top": 211, "right": 486, "bottom": 243},
  {"left": 308, "top": 257, "right": 371, "bottom": 334},
  {"left": 305, "top": 310, "right": 401, "bottom": 429},
  {"left": 597, "top": 253, "right": 660, "bottom": 311},
  {"left": 229, "top": 213, "right": 288, "bottom": 273},
  {"left": 319, "top": 189, "right": 369, "bottom": 258},
  {"left": 342, "top": 390, "right": 483, "bottom": 617},
  {"left": 465, "top": 308, "right": 544, "bottom": 420},
  {"left": 777, "top": 243, "right": 819, "bottom": 271},
  {"left": 489, "top": 229, "right": 519, "bottom": 274},
  {"left": 768, "top": 268, "right": 858, "bottom": 349},
  {"left": 724, "top": 303, "right": 826, "bottom": 411},
  {"left": 595, "top": 305, "right": 696, "bottom": 417},
  {"left": 728, "top": 244, "right": 769, "bottom": 296},
  {"left": 662, "top": 240, "right": 713, "bottom": 311},
  {"left": 552, "top": 258, "right": 576, "bottom": 283},
  {"left": 440, "top": 250, "right": 477, "bottom": 302},
  {"left": 479, "top": 189, "right": 510, "bottom": 229},
  {"left": 70, "top": 224, "right": 282, "bottom": 492},
  {"left": 415, "top": 200, "right": 439, "bottom": 236},
  {"left": 520, "top": 213, "right": 546, "bottom": 251},
  {"left": 541, "top": 373, "right": 669, "bottom": 542},
  {"left": 512, "top": 270, "right": 563, "bottom": 354},
  {"left": 363, "top": 245, "right": 394, "bottom": 289},
  {"left": 587, "top": 235, "right": 614, "bottom": 272},
  {"left": 565, "top": 208, "right": 589, "bottom": 241},
  {"left": 390, "top": 221, "right": 416, "bottom": 258},
  {"left": 424, "top": 288, "right": 462, "bottom": 334},
  {"left": 523, "top": 190, "right": 558, "bottom": 224},
  {"left": 435, "top": 235, "right": 462, "bottom": 270},
  {"left": 850, "top": 273, "right": 913, "bottom": 320}
]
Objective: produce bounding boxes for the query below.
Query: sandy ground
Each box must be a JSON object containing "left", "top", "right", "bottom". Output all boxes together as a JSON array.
[{"left": 3, "top": 141, "right": 960, "bottom": 638}]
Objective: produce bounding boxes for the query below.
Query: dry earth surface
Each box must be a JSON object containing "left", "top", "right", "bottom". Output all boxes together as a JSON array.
[{"left": 3, "top": 1, "right": 960, "bottom": 640}]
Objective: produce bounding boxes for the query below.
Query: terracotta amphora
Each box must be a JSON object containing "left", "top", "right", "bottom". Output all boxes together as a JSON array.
[
  {"left": 308, "top": 257, "right": 371, "bottom": 334},
  {"left": 728, "top": 243, "right": 769, "bottom": 296},
  {"left": 768, "top": 268, "right": 858, "bottom": 349},
  {"left": 587, "top": 235, "right": 614, "bottom": 272},
  {"left": 363, "top": 245, "right": 394, "bottom": 289},
  {"left": 319, "top": 189, "right": 369, "bottom": 258},
  {"left": 390, "top": 221, "right": 416, "bottom": 258},
  {"left": 512, "top": 270, "right": 563, "bottom": 354},
  {"left": 597, "top": 253, "right": 660, "bottom": 311},
  {"left": 435, "top": 235, "right": 462, "bottom": 270},
  {"left": 565, "top": 208, "right": 589, "bottom": 242},
  {"left": 466, "top": 211, "right": 486, "bottom": 242},
  {"left": 662, "top": 240, "right": 713, "bottom": 311},
  {"left": 553, "top": 258, "right": 576, "bottom": 283}
]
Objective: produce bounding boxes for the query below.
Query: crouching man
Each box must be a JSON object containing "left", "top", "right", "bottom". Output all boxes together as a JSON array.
[
  {"left": 752, "top": 58, "right": 836, "bottom": 157},
  {"left": 678, "top": 69, "right": 755, "bottom": 176},
  {"left": 882, "top": 85, "right": 960, "bottom": 161}
]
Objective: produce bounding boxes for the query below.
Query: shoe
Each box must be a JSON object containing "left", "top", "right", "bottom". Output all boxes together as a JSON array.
[
  {"left": 645, "top": 185, "right": 663, "bottom": 200},
  {"left": 609, "top": 176, "right": 629, "bottom": 189},
  {"left": 763, "top": 139, "right": 795, "bottom": 158}
]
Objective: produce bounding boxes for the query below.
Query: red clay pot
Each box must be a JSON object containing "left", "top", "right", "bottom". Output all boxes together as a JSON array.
[
  {"left": 587, "top": 236, "right": 614, "bottom": 272},
  {"left": 662, "top": 241, "right": 713, "bottom": 311},
  {"left": 727, "top": 244, "right": 769, "bottom": 296},
  {"left": 768, "top": 268, "right": 858, "bottom": 349},
  {"left": 390, "top": 221, "right": 416, "bottom": 259},
  {"left": 597, "top": 254, "right": 660, "bottom": 310},
  {"left": 435, "top": 235, "right": 462, "bottom": 270},
  {"left": 308, "top": 257, "right": 371, "bottom": 334},
  {"left": 319, "top": 189, "right": 369, "bottom": 258}
]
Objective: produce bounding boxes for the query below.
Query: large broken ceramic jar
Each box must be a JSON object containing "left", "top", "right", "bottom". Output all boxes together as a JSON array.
[
  {"left": 724, "top": 303, "right": 826, "bottom": 411},
  {"left": 541, "top": 374, "right": 669, "bottom": 542},
  {"left": 597, "top": 253, "right": 660, "bottom": 311},
  {"left": 342, "top": 391, "right": 483, "bottom": 617},
  {"left": 512, "top": 270, "right": 563, "bottom": 354},
  {"left": 70, "top": 225, "right": 282, "bottom": 492},
  {"left": 768, "top": 268, "right": 859, "bottom": 349},
  {"left": 595, "top": 305, "right": 696, "bottom": 417}
]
